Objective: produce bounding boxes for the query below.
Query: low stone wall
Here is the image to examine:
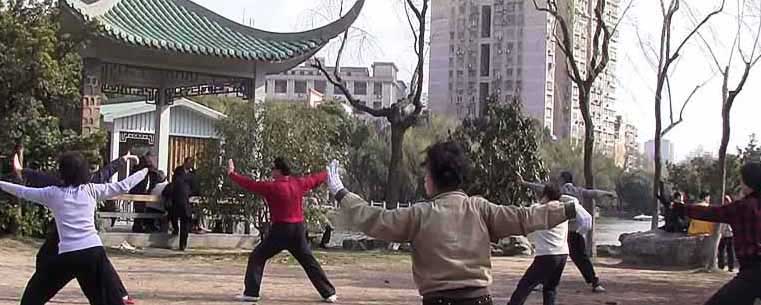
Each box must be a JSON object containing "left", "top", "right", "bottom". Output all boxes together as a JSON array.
[
  {"left": 100, "top": 232, "right": 260, "bottom": 250},
  {"left": 619, "top": 230, "right": 712, "bottom": 267}
]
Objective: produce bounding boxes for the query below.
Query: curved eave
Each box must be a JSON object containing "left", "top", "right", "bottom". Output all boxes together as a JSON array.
[{"left": 61, "top": 0, "right": 365, "bottom": 62}]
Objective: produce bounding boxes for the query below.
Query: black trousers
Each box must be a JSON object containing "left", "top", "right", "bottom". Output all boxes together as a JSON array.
[
  {"left": 704, "top": 262, "right": 761, "bottom": 305},
  {"left": 171, "top": 214, "right": 191, "bottom": 251},
  {"left": 244, "top": 222, "right": 335, "bottom": 298},
  {"left": 36, "top": 222, "right": 129, "bottom": 300},
  {"left": 507, "top": 254, "right": 567, "bottom": 305},
  {"left": 717, "top": 237, "right": 735, "bottom": 271},
  {"left": 422, "top": 295, "right": 493, "bottom": 305},
  {"left": 567, "top": 232, "right": 600, "bottom": 286},
  {"left": 21, "top": 246, "right": 124, "bottom": 305}
]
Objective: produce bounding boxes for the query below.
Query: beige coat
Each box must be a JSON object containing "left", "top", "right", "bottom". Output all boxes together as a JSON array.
[{"left": 339, "top": 190, "right": 573, "bottom": 296}]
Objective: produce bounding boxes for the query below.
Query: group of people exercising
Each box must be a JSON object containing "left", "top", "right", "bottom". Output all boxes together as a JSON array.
[{"left": 1, "top": 140, "right": 760, "bottom": 305}]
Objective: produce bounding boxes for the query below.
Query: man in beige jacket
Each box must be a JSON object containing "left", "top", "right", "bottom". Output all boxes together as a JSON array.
[{"left": 326, "top": 141, "right": 592, "bottom": 305}]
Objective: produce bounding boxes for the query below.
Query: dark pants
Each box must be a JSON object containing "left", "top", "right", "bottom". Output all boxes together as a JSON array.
[
  {"left": 422, "top": 295, "right": 493, "bottom": 305},
  {"left": 568, "top": 232, "right": 599, "bottom": 286},
  {"left": 244, "top": 222, "right": 335, "bottom": 298},
  {"left": 21, "top": 246, "right": 123, "bottom": 305},
  {"left": 718, "top": 237, "right": 735, "bottom": 271},
  {"left": 36, "top": 222, "right": 128, "bottom": 300},
  {"left": 704, "top": 262, "right": 761, "bottom": 305},
  {"left": 507, "top": 254, "right": 567, "bottom": 305},
  {"left": 171, "top": 214, "right": 191, "bottom": 251},
  {"left": 319, "top": 226, "right": 333, "bottom": 249}
]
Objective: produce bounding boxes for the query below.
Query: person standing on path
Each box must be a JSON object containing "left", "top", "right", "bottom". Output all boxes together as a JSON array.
[
  {"left": 521, "top": 171, "right": 615, "bottom": 293},
  {"left": 170, "top": 157, "right": 197, "bottom": 251},
  {"left": 506, "top": 184, "right": 588, "bottom": 305},
  {"left": 674, "top": 162, "right": 761, "bottom": 305},
  {"left": 227, "top": 157, "right": 337, "bottom": 303},
  {"left": 1, "top": 151, "right": 148, "bottom": 305},
  {"left": 326, "top": 141, "right": 592, "bottom": 305},
  {"left": 13, "top": 152, "right": 139, "bottom": 305},
  {"left": 717, "top": 195, "right": 735, "bottom": 272}
]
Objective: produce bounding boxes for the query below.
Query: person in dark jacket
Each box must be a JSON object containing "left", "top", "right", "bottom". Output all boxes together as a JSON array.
[
  {"left": 130, "top": 152, "right": 166, "bottom": 233},
  {"left": 170, "top": 157, "right": 197, "bottom": 251},
  {"left": 12, "top": 153, "right": 138, "bottom": 305}
]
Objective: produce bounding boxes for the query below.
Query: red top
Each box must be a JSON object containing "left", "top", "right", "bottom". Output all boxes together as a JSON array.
[
  {"left": 686, "top": 195, "right": 761, "bottom": 262},
  {"left": 229, "top": 171, "right": 327, "bottom": 224}
]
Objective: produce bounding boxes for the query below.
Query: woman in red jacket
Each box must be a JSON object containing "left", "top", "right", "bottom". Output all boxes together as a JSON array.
[
  {"left": 227, "top": 157, "right": 336, "bottom": 303},
  {"left": 678, "top": 162, "right": 761, "bottom": 305}
]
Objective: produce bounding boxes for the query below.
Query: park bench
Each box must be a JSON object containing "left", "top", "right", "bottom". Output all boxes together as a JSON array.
[{"left": 97, "top": 194, "right": 167, "bottom": 232}]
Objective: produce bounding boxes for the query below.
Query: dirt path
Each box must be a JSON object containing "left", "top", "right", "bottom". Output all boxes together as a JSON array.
[{"left": 0, "top": 238, "right": 733, "bottom": 305}]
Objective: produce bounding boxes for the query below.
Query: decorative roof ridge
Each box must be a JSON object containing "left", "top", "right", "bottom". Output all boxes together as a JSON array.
[{"left": 176, "top": 0, "right": 364, "bottom": 41}]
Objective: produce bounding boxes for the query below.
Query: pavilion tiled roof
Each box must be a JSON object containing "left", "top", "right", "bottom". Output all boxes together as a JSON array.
[{"left": 62, "top": 0, "right": 364, "bottom": 62}]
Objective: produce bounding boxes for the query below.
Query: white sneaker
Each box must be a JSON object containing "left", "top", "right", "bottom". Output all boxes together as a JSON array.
[
  {"left": 324, "top": 295, "right": 338, "bottom": 303},
  {"left": 235, "top": 295, "right": 260, "bottom": 302}
]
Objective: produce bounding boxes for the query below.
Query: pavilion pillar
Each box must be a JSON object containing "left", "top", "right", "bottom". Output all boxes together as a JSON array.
[
  {"left": 253, "top": 69, "right": 267, "bottom": 103},
  {"left": 153, "top": 89, "right": 171, "bottom": 175},
  {"left": 81, "top": 59, "right": 103, "bottom": 135}
]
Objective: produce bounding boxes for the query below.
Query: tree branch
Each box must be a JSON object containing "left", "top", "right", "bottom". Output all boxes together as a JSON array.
[
  {"left": 403, "top": 0, "right": 428, "bottom": 127},
  {"left": 661, "top": 81, "right": 705, "bottom": 136},
  {"left": 669, "top": 0, "right": 726, "bottom": 64},
  {"left": 311, "top": 59, "right": 390, "bottom": 117}
]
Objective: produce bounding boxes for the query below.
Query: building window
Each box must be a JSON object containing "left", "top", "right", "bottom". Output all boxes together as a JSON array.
[
  {"left": 479, "top": 82, "right": 489, "bottom": 105},
  {"left": 314, "top": 80, "right": 327, "bottom": 94},
  {"left": 480, "top": 44, "right": 490, "bottom": 77},
  {"left": 294, "top": 81, "right": 307, "bottom": 94},
  {"left": 274, "top": 80, "right": 287, "bottom": 94},
  {"left": 374, "top": 82, "right": 383, "bottom": 95},
  {"left": 354, "top": 81, "right": 367, "bottom": 95},
  {"left": 481, "top": 6, "right": 491, "bottom": 38}
]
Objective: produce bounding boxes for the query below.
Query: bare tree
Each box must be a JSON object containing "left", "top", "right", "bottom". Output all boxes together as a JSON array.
[
  {"left": 647, "top": 0, "right": 725, "bottom": 231},
  {"left": 533, "top": 0, "right": 632, "bottom": 254},
  {"left": 693, "top": 0, "right": 761, "bottom": 271},
  {"left": 313, "top": 0, "right": 428, "bottom": 207}
]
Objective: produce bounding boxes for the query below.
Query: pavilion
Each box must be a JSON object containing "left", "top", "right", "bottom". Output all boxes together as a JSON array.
[{"left": 60, "top": 0, "right": 364, "bottom": 174}]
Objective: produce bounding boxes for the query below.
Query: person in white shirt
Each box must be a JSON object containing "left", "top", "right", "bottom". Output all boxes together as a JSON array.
[
  {"left": 507, "top": 184, "right": 590, "bottom": 305},
  {"left": 0, "top": 151, "right": 147, "bottom": 305}
]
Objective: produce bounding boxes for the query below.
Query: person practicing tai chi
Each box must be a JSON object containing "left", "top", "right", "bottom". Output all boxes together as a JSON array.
[
  {"left": 227, "top": 157, "right": 337, "bottom": 303},
  {"left": 506, "top": 184, "right": 587, "bottom": 305},
  {"left": 12, "top": 152, "right": 139, "bottom": 305},
  {"left": 520, "top": 171, "right": 614, "bottom": 293},
  {"left": 673, "top": 162, "right": 761, "bottom": 305},
  {"left": 324, "top": 141, "right": 592, "bottom": 305},
  {"left": 1, "top": 151, "right": 148, "bottom": 305}
]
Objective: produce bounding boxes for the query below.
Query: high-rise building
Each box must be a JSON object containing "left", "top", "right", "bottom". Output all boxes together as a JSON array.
[
  {"left": 614, "top": 115, "right": 640, "bottom": 169},
  {"left": 265, "top": 58, "right": 406, "bottom": 110},
  {"left": 429, "top": 0, "right": 557, "bottom": 132},
  {"left": 645, "top": 139, "right": 676, "bottom": 164},
  {"left": 553, "top": 0, "right": 621, "bottom": 156},
  {"left": 429, "top": 0, "right": 621, "bottom": 156}
]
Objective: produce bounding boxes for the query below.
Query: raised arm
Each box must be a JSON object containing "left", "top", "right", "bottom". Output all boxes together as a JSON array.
[
  {"left": 90, "top": 155, "right": 133, "bottom": 183},
  {"left": 0, "top": 181, "right": 52, "bottom": 206},
  {"left": 227, "top": 159, "right": 273, "bottom": 195},
  {"left": 21, "top": 169, "right": 62, "bottom": 187},
  {"left": 577, "top": 187, "right": 617, "bottom": 200},
  {"left": 298, "top": 171, "right": 328, "bottom": 191},
  {"left": 88, "top": 168, "right": 149, "bottom": 201},
  {"left": 480, "top": 197, "right": 579, "bottom": 239},
  {"left": 336, "top": 191, "right": 420, "bottom": 242}
]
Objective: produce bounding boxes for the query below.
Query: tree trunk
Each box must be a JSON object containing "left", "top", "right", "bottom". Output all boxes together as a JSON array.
[
  {"left": 704, "top": 95, "right": 731, "bottom": 271},
  {"left": 578, "top": 89, "right": 597, "bottom": 257},
  {"left": 385, "top": 124, "right": 406, "bottom": 209}
]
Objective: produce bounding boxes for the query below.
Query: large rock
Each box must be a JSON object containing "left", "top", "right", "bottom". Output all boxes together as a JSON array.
[
  {"left": 493, "top": 236, "right": 534, "bottom": 256},
  {"left": 619, "top": 230, "right": 712, "bottom": 267}
]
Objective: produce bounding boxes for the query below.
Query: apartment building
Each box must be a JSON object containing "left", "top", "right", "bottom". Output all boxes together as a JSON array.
[
  {"left": 429, "top": 0, "right": 557, "bottom": 132},
  {"left": 430, "top": 0, "right": 621, "bottom": 156},
  {"left": 614, "top": 115, "right": 641, "bottom": 169},
  {"left": 266, "top": 58, "right": 406, "bottom": 110}
]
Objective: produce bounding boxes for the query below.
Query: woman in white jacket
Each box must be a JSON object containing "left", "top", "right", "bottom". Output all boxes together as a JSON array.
[{"left": 0, "top": 151, "right": 148, "bottom": 305}]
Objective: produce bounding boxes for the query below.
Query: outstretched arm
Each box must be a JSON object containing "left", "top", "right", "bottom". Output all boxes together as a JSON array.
[
  {"left": 336, "top": 191, "right": 420, "bottom": 242},
  {"left": 578, "top": 187, "right": 617, "bottom": 200},
  {"left": 227, "top": 159, "right": 272, "bottom": 195},
  {"left": 88, "top": 169, "right": 149, "bottom": 201},
  {"left": 90, "top": 154, "right": 137, "bottom": 183},
  {"left": 0, "top": 181, "right": 52, "bottom": 206},
  {"left": 298, "top": 171, "right": 328, "bottom": 191},
  {"left": 480, "top": 197, "right": 581, "bottom": 239}
]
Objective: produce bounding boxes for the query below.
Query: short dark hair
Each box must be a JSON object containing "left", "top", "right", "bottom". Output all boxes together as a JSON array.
[
  {"left": 423, "top": 141, "right": 470, "bottom": 190},
  {"left": 541, "top": 183, "right": 562, "bottom": 201},
  {"left": 699, "top": 191, "right": 711, "bottom": 199},
  {"left": 58, "top": 151, "right": 91, "bottom": 187},
  {"left": 14, "top": 143, "right": 23, "bottom": 152},
  {"left": 559, "top": 171, "right": 574, "bottom": 184},
  {"left": 672, "top": 191, "right": 682, "bottom": 199},
  {"left": 273, "top": 157, "right": 292, "bottom": 176},
  {"left": 741, "top": 162, "right": 761, "bottom": 194}
]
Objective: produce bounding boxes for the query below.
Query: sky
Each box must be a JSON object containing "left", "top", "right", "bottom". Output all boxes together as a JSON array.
[{"left": 192, "top": 0, "right": 761, "bottom": 161}]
